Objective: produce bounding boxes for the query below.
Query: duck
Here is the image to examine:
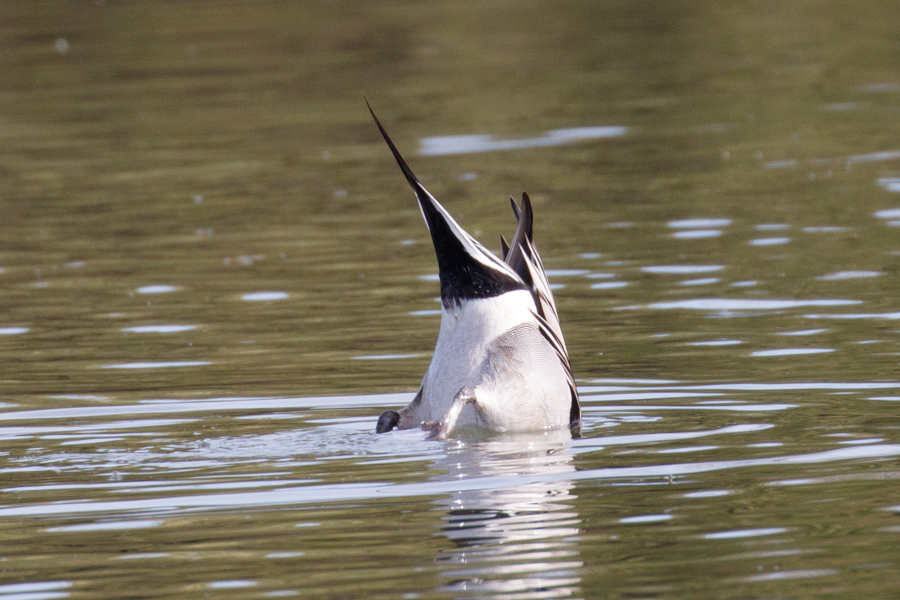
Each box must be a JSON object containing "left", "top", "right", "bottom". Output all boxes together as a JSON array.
[{"left": 367, "top": 101, "right": 580, "bottom": 440}]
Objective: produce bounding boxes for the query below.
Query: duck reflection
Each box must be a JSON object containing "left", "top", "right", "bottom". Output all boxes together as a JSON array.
[{"left": 430, "top": 429, "right": 582, "bottom": 598}]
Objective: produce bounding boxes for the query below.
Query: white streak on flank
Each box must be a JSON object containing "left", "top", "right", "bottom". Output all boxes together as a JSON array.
[{"left": 419, "top": 126, "right": 626, "bottom": 156}]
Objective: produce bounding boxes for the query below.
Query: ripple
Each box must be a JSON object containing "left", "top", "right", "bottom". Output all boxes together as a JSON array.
[
  {"left": 353, "top": 354, "right": 423, "bottom": 360},
  {"left": 207, "top": 581, "right": 257, "bottom": 589},
  {"left": 635, "top": 299, "right": 859, "bottom": 311},
  {"left": 680, "top": 278, "right": 720, "bottom": 286},
  {"left": 806, "top": 312, "right": 900, "bottom": 320},
  {"left": 876, "top": 177, "right": 900, "bottom": 193},
  {"left": 101, "top": 361, "right": 212, "bottom": 369},
  {"left": 874, "top": 208, "right": 900, "bottom": 218},
  {"left": 591, "top": 281, "right": 628, "bottom": 290},
  {"left": 0, "top": 445, "right": 897, "bottom": 518},
  {"left": 742, "top": 569, "right": 837, "bottom": 582},
  {"left": 419, "top": 126, "right": 627, "bottom": 156},
  {"left": 620, "top": 514, "right": 672, "bottom": 524},
  {"left": 816, "top": 270, "right": 883, "bottom": 280},
  {"left": 688, "top": 382, "right": 900, "bottom": 391},
  {"left": 545, "top": 269, "right": 589, "bottom": 277},
  {"left": 704, "top": 527, "right": 787, "bottom": 539},
  {"left": 0, "top": 327, "right": 28, "bottom": 335},
  {"left": 803, "top": 226, "right": 847, "bottom": 233},
  {"left": 658, "top": 445, "right": 719, "bottom": 454},
  {"left": 749, "top": 237, "right": 790, "bottom": 246},
  {"left": 778, "top": 328, "right": 826, "bottom": 336},
  {"left": 671, "top": 229, "right": 723, "bottom": 239},
  {"left": 751, "top": 348, "right": 834, "bottom": 357},
  {"left": 641, "top": 265, "right": 724, "bottom": 275},
  {"left": 688, "top": 340, "right": 741, "bottom": 346},
  {"left": 0, "top": 393, "right": 412, "bottom": 423},
  {"left": 121, "top": 325, "right": 196, "bottom": 333},
  {"left": 763, "top": 159, "right": 798, "bottom": 169},
  {"left": 684, "top": 490, "right": 732, "bottom": 498},
  {"left": 47, "top": 519, "right": 163, "bottom": 532},
  {"left": 136, "top": 285, "right": 178, "bottom": 294},
  {"left": 242, "top": 292, "right": 289, "bottom": 301},
  {"left": 668, "top": 218, "right": 732, "bottom": 229},
  {"left": 846, "top": 149, "right": 900, "bottom": 166},
  {"left": 0, "top": 581, "right": 72, "bottom": 599}
]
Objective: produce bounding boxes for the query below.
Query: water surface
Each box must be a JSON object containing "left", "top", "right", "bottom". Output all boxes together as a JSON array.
[{"left": 1, "top": 1, "right": 899, "bottom": 598}]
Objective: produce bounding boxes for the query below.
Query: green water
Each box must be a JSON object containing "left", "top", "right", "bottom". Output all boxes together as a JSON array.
[{"left": 1, "top": 1, "right": 899, "bottom": 598}]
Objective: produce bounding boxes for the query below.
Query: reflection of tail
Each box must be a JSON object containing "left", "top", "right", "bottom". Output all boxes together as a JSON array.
[{"left": 430, "top": 430, "right": 583, "bottom": 598}]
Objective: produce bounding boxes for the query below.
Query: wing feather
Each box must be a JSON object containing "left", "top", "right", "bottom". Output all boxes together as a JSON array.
[{"left": 502, "top": 193, "right": 580, "bottom": 428}]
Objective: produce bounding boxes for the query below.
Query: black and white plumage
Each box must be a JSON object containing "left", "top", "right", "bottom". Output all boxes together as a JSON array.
[{"left": 368, "top": 101, "right": 580, "bottom": 439}]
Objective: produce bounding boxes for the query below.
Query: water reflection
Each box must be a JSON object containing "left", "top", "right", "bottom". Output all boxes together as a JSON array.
[
  {"left": 136, "top": 285, "right": 178, "bottom": 294},
  {"left": 419, "top": 126, "right": 626, "bottom": 156},
  {"left": 430, "top": 430, "right": 582, "bottom": 599},
  {"left": 0, "top": 581, "right": 72, "bottom": 600}
]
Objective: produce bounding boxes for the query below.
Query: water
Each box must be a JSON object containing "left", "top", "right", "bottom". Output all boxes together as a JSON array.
[{"left": 1, "top": 1, "right": 900, "bottom": 598}]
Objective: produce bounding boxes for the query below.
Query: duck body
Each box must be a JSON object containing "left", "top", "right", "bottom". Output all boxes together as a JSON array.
[{"left": 367, "top": 101, "right": 580, "bottom": 439}]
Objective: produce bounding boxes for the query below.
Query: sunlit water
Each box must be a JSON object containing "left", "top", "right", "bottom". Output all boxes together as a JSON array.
[{"left": 2, "top": 1, "right": 900, "bottom": 599}]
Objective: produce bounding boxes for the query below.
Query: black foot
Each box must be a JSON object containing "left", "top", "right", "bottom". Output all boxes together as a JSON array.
[{"left": 376, "top": 410, "right": 400, "bottom": 433}]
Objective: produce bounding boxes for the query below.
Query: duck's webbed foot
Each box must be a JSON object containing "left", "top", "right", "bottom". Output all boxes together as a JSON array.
[
  {"left": 375, "top": 410, "right": 400, "bottom": 433},
  {"left": 421, "top": 386, "right": 477, "bottom": 440}
]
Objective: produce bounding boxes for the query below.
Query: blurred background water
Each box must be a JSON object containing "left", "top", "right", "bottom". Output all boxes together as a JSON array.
[{"left": 1, "top": 1, "right": 899, "bottom": 598}]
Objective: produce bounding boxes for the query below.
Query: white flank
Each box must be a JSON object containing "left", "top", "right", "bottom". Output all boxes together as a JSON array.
[{"left": 420, "top": 290, "right": 538, "bottom": 425}]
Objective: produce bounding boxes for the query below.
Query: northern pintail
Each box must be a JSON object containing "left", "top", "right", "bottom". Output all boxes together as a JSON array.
[{"left": 368, "top": 102, "right": 580, "bottom": 439}]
